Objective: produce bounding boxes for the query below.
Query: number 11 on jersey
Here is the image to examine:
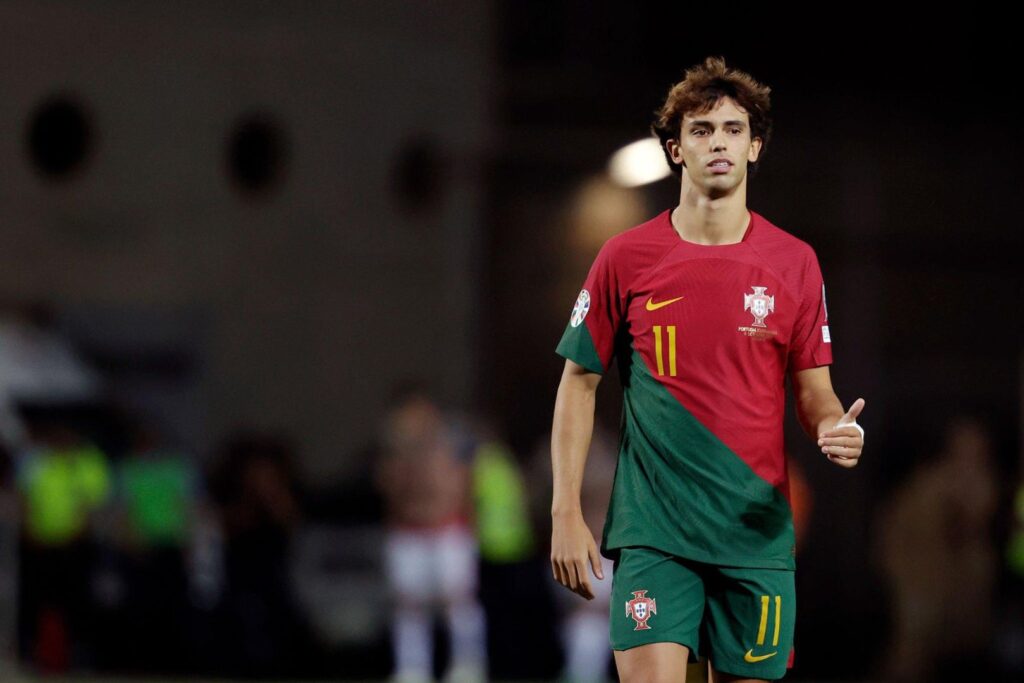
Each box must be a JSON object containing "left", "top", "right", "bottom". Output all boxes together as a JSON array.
[{"left": 652, "top": 325, "right": 677, "bottom": 377}]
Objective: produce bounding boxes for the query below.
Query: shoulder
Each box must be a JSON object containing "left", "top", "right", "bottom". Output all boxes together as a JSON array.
[
  {"left": 749, "top": 211, "right": 824, "bottom": 284},
  {"left": 751, "top": 211, "right": 819, "bottom": 262},
  {"left": 748, "top": 211, "right": 825, "bottom": 303},
  {"left": 597, "top": 209, "right": 676, "bottom": 269}
]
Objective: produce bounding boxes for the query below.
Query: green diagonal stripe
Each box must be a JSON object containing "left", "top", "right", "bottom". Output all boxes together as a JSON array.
[{"left": 602, "top": 346, "right": 795, "bottom": 569}]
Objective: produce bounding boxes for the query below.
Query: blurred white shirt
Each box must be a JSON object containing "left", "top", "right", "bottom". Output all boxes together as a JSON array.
[{"left": 0, "top": 318, "right": 101, "bottom": 446}]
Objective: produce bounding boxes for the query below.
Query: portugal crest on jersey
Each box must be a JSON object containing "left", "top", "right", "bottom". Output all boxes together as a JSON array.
[
  {"left": 744, "top": 286, "right": 775, "bottom": 327},
  {"left": 570, "top": 289, "right": 591, "bottom": 328},
  {"left": 625, "top": 589, "right": 657, "bottom": 630}
]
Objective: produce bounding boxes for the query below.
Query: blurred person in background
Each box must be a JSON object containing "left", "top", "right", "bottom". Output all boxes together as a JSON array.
[
  {"left": 468, "top": 413, "right": 548, "bottom": 680},
  {"left": 875, "top": 415, "right": 999, "bottom": 681},
  {"left": 464, "top": 412, "right": 535, "bottom": 568},
  {"left": 114, "top": 416, "right": 200, "bottom": 674},
  {"left": 212, "top": 429, "right": 310, "bottom": 678},
  {"left": 375, "top": 382, "right": 487, "bottom": 683},
  {"left": 15, "top": 418, "right": 111, "bottom": 673},
  {"left": 0, "top": 302, "right": 104, "bottom": 673}
]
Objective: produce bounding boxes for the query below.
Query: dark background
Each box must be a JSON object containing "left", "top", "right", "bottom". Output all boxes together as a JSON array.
[{"left": 0, "top": 2, "right": 1019, "bottom": 680}]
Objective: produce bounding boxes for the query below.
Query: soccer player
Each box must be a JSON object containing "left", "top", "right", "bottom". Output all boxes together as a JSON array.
[{"left": 549, "top": 56, "right": 866, "bottom": 683}]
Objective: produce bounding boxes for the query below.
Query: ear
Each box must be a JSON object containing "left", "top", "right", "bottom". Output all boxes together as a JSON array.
[
  {"left": 749, "top": 137, "right": 763, "bottom": 163},
  {"left": 667, "top": 138, "right": 685, "bottom": 167}
]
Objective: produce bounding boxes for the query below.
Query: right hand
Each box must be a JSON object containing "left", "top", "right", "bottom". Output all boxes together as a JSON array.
[{"left": 550, "top": 510, "right": 605, "bottom": 600}]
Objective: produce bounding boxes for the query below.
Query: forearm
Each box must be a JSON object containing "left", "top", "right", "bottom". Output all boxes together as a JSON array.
[
  {"left": 795, "top": 388, "right": 845, "bottom": 441},
  {"left": 550, "top": 377, "right": 597, "bottom": 517}
]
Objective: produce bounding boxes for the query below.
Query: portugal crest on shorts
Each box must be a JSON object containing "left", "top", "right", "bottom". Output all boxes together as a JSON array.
[
  {"left": 625, "top": 589, "right": 657, "bottom": 630},
  {"left": 744, "top": 286, "right": 775, "bottom": 327}
]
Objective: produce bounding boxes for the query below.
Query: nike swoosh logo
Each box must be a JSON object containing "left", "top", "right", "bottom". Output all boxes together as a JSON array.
[
  {"left": 645, "top": 296, "right": 684, "bottom": 311},
  {"left": 744, "top": 649, "right": 778, "bottom": 663}
]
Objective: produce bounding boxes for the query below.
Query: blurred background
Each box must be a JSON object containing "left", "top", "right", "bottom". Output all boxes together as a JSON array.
[{"left": 0, "top": 2, "right": 1020, "bottom": 681}]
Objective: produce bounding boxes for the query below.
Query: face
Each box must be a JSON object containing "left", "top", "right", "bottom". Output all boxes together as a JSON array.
[
  {"left": 389, "top": 396, "right": 444, "bottom": 455},
  {"left": 666, "top": 96, "right": 762, "bottom": 195}
]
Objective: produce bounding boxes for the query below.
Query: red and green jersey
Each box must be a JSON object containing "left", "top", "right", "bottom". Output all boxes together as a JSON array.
[{"left": 556, "top": 208, "right": 832, "bottom": 570}]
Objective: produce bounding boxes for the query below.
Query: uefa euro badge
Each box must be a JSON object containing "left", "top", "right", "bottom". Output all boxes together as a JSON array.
[
  {"left": 744, "top": 286, "right": 775, "bottom": 328},
  {"left": 570, "top": 289, "right": 591, "bottom": 328},
  {"left": 625, "top": 589, "right": 657, "bottom": 630}
]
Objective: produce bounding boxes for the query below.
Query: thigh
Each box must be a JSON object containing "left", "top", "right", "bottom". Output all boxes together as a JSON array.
[
  {"left": 384, "top": 529, "right": 434, "bottom": 604},
  {"left": 609, "top": 546, "right": 704, "bottom": 659},
  {"left": 614, "top": 642, "right": 691, "bottom": 683},
  {"left": 435, "top": 523, "right": 479, "bottom": 601},
  {"left": 703, "top": 565, "right": 795, "bottom": 681}
]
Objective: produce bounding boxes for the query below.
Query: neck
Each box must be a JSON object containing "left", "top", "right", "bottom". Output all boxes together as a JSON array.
[{"left": 671, "top": 178, "right": 750, "bottom": 245}]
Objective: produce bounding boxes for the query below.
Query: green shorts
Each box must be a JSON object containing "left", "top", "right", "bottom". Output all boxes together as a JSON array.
[{"left": 610, "top": 545, "right": 796, "bottom": 680}]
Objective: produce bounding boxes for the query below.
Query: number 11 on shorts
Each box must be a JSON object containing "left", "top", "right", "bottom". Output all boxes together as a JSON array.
[{"left": 757, "top": 594, "right": 782, "bottom": 646}]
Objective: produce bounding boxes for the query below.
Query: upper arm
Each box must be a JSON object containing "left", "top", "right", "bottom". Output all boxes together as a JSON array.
[
  {"left": 560, "top": 358, "right": 602, "bottom": 393},
  {"left": 788, "top": 246, "right": 833, "bottom": 372},
  {"left": 789, "top": 364, "right": 834, "bottom": 402}
]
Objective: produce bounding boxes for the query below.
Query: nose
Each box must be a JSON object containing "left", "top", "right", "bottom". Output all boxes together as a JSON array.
[{"left": 710, "top": 128, "right": 727, "bottom": 151}]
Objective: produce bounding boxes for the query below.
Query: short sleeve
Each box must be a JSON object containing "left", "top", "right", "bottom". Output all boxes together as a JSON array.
[
  {"left": 787, "top": 248, "right": 833, "bottom": 372},
  {"left": 555, "top": 240, "right": 624, "bottom": 374}
]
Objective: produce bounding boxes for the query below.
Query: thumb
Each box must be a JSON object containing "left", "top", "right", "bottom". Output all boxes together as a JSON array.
[
  {"left": 589, "top": 542, "right": 604, "bottom": 580},
  {"left": 837, "top": 397, "right": 865, "bottom": 424}
]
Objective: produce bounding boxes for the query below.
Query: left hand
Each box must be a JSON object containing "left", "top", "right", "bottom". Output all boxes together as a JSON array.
[{"left": 818, "top": 398, "right": 865, "bottom": 468}]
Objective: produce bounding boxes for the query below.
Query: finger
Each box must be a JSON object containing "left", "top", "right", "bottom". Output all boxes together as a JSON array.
[
  {"left": 566, "top": 560, "right": 579, "bottom": 591},
  {"left": 574, "top": 561, "right": 594, "bottom": 600},
  {"left": 841, "top": 398, "right": 865, "bottom": 422},
  {"left": 823, "top": 445, "right": 861, "bottom": 458},
  {"left": 589, "top": 543, "right": 605, "bottom": 580},
  {"left": 817, "top": 435, "right": 860, "bottom": 448},
  {"left": 819, "top": 425, "right": 863, "bottom": 439},
  {"left": 828, "top": 452, "right": 859, "bottom": 468},
  {"left": 556, "top": 560, "right": 571, "bottom": 589},
  {"left": 552, "top": 559, "right": 564, "bottom": 586}
]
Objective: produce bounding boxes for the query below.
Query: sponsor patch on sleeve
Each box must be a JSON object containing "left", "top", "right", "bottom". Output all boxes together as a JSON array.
[
  {"left": 822, "top": 325, "right": 831, "bottom": 343},
  {"left": 570, "top": 289, "right": 591, "bottom": 327}
]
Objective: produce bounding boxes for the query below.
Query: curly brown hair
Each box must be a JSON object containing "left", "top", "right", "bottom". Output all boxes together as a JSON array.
[{"left": 651, "top": 56, "right": 773, "bottom": 179}]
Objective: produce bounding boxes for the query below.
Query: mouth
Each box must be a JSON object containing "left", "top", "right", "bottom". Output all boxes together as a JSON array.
[{"left": 707, "top": 159, "right": 732, "bottom": 174}]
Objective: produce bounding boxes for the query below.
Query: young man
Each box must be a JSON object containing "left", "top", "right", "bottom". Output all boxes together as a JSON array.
[{"left": 549, "top": 56, "right": 865, "bottom": 683}]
